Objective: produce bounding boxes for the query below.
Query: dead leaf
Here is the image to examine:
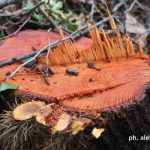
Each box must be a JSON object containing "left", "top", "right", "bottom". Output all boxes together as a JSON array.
[
  {"left": 125, "top": 13, "right": 148, "bottom": 46},
  {"left": 92, "top": 127, "right": 104, "bottom": 139},
  {"left": 13, "top": 101, "right": 45, "bottom": 121},
  {"left": 125, "top": 13, "right": 147, "bottom": 35},
  {"left": 71, "top": 118, "right": 91, "bottom": 135},
  {"left": 54, "top": 113, "right": 72, "bottom": 132},
  {"left": 35, "top": 103, "right": 54, "bottom": 125}
]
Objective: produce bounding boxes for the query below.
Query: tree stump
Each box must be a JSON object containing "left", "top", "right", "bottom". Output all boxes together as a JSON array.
[{"left": 0, "top": 14, "right": 150, "bottom": 150}]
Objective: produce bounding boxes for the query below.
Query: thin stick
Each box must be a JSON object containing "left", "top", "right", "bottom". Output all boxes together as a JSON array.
[
  {"left": 25, "top": 1, "right": 45, "bottom": 14},
  {"left": 5, "top": 26, "right": 88, "bottom": 82},
  {"left": 38, "top": 6, "right": 57, "bottom": 29},
  {"left": 0, "top": 16, "right": 31, "bottom": 40},
  {"left": 112, "top": 1, "right": 124, "bottom": 12},
  {"left": 0, "top": 16, "right": 113, "bottom": 68},
  {"left": 0, "top": 1, "right": 44, "bottom": 17},
  {"left": 5, "top": 45, "right": 48, "bottom": 82},
  {"left": 136, "top": 1, "right": 150, "bottom": 12},
  {"left": 124, "top": 0, "right": 137, "bottom": 13},
  {"left": 89, "top": 1, "right": 96, "bottom": 23},
  {"left": 123, "top": 0, "right": 137, "bottom": 34},
  {"left": 46, "top": 28, "right": 51, "bottom": 70},
  {"left": 62, "top": 25, "right": 88, "bottom": 41}
]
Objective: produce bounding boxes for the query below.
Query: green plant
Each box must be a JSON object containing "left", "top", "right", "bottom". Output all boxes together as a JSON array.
[
  {"left": 23, "top": 0, "right": 82, "bottom": 31},
  {"left": 0, "top": 83, "right": 18, "bottom": 92},
  {"left": 44, "top": 0, "right": 83, "bottom": 31},
  {"left": 0, "top": 32, "right": 5, "bottom": 38}
]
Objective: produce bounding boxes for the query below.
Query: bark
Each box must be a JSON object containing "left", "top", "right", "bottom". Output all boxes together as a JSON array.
[{"left": 0, "top": 83, "right": 150, "bottom": 150}]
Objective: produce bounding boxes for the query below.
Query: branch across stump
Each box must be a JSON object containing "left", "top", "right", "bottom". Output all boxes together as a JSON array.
[{"left": 0, "top": 16, "right": 112, "bottom": 68}]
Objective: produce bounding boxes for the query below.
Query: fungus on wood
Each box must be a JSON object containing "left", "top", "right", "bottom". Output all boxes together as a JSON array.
[{"left": 0, "top": 11, "right": 150, "bottom": 150}]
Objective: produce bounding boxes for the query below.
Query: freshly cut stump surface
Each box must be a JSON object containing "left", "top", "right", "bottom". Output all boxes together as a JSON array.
[
  {"left": 0, "top": 29, "right": 150, "bottom": 150},
  {"left": 1, "top": 59, "right": 150, "bottom": 112}
]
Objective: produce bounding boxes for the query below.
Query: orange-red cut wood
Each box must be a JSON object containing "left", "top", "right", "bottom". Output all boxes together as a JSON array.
[
  {"left": 0, "top": 63, "right": 20, "bottom": 82},
  {"left": 0, "top": 23, "right": 150, "bottom": 113},
  {"left": 44, "top": 27, "right": 148, "bottom": 66},
  {"left": 0, "top": 30, "right": 61, "bottom": 62},
  {"left": 0, "top": 30, "right": 93, "bottom": 82},
  {"left": 1, "top": 58, "right": 150, "bottom": 112},
  {"left": 0, "top": 30, "right": 93, "bottom": 63}
]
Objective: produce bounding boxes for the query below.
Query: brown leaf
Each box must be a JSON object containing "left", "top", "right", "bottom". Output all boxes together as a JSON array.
[
  {"left": 13, "top": 101, "right": 45, "bottom": 121},
  {"left": 71, "top": 118, "right": 91, "bottom": 135},
  {"left": 125, "top": 13, "right": 147, "bottom": 35},
  {"left": 35, "top": 103, "right": 55, "bottom": 125},
  {"left": 54, "top": 113, "right": 72, "bottom": 132},
  {"left": 125, "top": 13, "right": 148, "bottom": 46}
]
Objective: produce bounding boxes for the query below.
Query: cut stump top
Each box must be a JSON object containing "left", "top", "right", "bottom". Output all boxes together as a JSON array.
[
  {"left": 0, "top": 30, "right": 150, "bottom": 113},
  {"left": 0, "top": 30, "right": 60, "bottom": 62}
]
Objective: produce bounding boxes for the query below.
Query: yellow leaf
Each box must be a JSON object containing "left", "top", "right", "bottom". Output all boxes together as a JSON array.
[
  {"left": 54, "top": 113, "right": 71, "bottom": 132},
  {"left": 71, "top": 118, "right": 91, "bottom": 135},
  {"left": 35, "top": 103, "right": 54, "bottom": 125},
  {"left": 13, "top": 101, "right": 45, "bottom": 121},
  {"left": 92, "top": 127, "right": 104, "bottom": 139}
]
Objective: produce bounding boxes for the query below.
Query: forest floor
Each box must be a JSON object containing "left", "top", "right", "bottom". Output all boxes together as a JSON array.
[{"left": 0, "top": 0, "right": 150, "bottom": 51}]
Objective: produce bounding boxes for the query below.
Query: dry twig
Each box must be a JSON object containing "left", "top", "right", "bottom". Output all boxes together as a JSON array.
[
  {"left": 5, "top": 25, "right": 90, "bottom": 83},
  {"left": 5, "top": 44, "right": 48, "bottom": 82},
  {"left": 46, "top": 28, "right": 51, "bottom": 70},
  {"left": 124, "top": 0, "right": 137, "bottom": 14},
  {"left": 38, "top": 6, "right": 57, "bottom": 29},
  {"left": 0, "top": 15, "right": 115, "bottom": 68},
  {"left": 89, "top": 1, "right": 96, "bottom": 23},
  {"left": 0, "top": 16, "right": 31, "bottom": 40},
  {"left": 112, "top": 1, "right": 124, "bottom": 12}
]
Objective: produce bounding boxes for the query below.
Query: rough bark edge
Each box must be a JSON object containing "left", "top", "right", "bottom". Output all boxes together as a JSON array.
[{"left": 0, "top": 87, "right": 150, "bottom": 149}]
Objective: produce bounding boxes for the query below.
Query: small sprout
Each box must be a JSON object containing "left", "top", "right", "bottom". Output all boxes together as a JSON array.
[
  {"left": 92, "top": 127, "right": 105, "bottom": 139},
  {"left": 0, "top": 83, "right": 18, "bottom": 92},
  {"left": 13, "top": 101, "right": 45, "bottom": 121},
  {"left": 35, "top": 103, "right": 54, "bottom": 126},
  {"left": 54, "top": 113, "right": 72, "bottom": 132},
  {"left": 66, "top": 67, "right": 79, "bottom": 76},
  {"left": 71, "top": 118, "right": 91, "bottom": 135}
]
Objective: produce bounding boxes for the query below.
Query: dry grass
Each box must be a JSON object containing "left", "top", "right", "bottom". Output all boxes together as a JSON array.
[{"left": 0, "top": 102, "right": 50, "bottom": 150}]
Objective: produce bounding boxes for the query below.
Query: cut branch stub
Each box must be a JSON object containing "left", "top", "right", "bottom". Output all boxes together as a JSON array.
[{"left": 13, "top": 101, "right": 45, "bottom": 121}]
